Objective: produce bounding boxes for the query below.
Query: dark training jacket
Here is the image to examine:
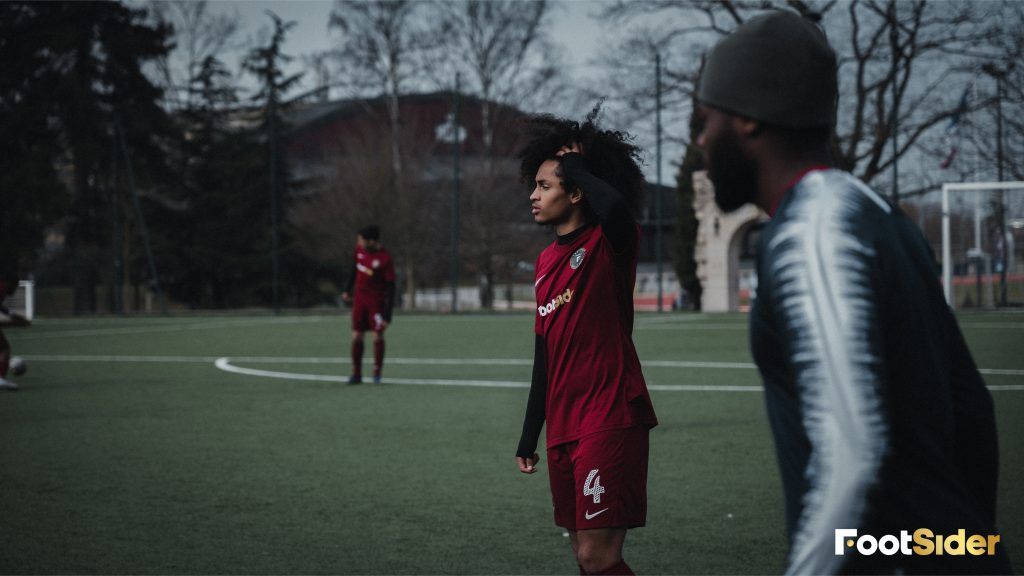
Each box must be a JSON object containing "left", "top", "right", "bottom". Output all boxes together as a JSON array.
[{"left": 750, "top": 169, "right": 1012, "bottom": 574}]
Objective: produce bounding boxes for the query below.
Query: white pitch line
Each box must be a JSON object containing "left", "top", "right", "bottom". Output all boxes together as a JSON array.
[
  {"left": 19, "top": 354, "right": 1024, "bottom": 378},
  {"left": 637, "top": 322, "right": 1024, "bottom": 331},
  {"left": 649, "top": 384, "right": 762, "bottom": 392},
  {"left": 215, "top": 358, "right": 346, "bottom": 382},
  {"left": 636, "top": 314, "right": 730, "bottom": 325},
  {"left": 213, "top": 358, "right": 1024, "bottom": 392},
  {"left": 646, "top": 360, "right": 756, "bottom": 369},
  {"left": 376, "top": 377, "right": 526, "bottom": 388},
  {"left": 213, "top": 358, "right": 527, "bottom": 388},
  {"left": 221, "top": 357, "right": 753, "bottom": 368},
  {"left": 636, "top": 325, "right": 748, "bottom": 331},
  {"left": 21, "top": 354, "right": 222, "bottom": 363},
  {"left": 983, "top": 368, "right": 1024, "bottom": 376},
  {"left": 16, "top": 354, "right": 1024, "bottom": 391},
  {"left": 16, "top": 317, "right": 331, "bottom": 340},
  {"left": 213, "top": 357, "right": 761, "bottom": 391}
]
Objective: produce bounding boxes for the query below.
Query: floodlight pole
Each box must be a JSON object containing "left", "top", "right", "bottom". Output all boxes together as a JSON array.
[
  {"left": 997, "top": 72, "right": 1006, "bottom": 307},
  {"left": 111, "top": 127, "right": 123, "bottom": 314},
  {"left": 451, "top": 73, "right": 461, "bottom": 314},
  {"left": 655, "top": 52, "right": 664, "bottom": 312},
  {"left": 269, "top": 67, "right": 281, "bottom": 315},
  {"left": 984, "top": 63, "right": 1009, "bottom": 306},
  {"left": 114, "top": 113, "right": 166, "bottom": 314}
]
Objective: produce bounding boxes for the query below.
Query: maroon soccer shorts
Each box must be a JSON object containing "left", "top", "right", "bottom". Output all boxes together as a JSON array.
[
  {"left": 546, "top": 426, "right": 649, "bottom": 530},
  {"left": 351, "top": 299, "right": 387, "bottom": 333},
  {"left": 0, "top": 329, "right": 8, "bottom": 377}
]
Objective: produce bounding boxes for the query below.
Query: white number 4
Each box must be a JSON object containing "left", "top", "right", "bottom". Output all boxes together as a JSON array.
[{"left": 583, "top": 469, "right": 605, "bottom": 504}]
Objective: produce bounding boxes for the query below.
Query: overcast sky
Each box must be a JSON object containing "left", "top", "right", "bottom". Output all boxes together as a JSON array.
[
  {"left": 191, "top": 0, "right": 679, "bottom": 180},
  {"left": 209, "top": 0, "right": 609, "bottom": 91}
]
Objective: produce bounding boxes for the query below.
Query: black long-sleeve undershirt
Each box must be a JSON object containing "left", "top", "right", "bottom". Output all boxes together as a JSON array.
[
  {"left": 516, "top": 334, "right": 548, "bottom": 458},
  {"left": 344, "top": 262, "right": 356, "bottom": 294},
  {"left": 559, "top": 152, "right": 637, "bottom": 254},
  {"left": 515, "top": 153, "right": 637, "bottom": 458}
]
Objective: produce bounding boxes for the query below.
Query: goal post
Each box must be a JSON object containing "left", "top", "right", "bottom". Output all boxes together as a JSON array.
[
  {"left": 2, "top": 280, "right": 35, "bottom": 321},
  {"left": 942, "top": 181, "right": 1024, "bottom": 309}
]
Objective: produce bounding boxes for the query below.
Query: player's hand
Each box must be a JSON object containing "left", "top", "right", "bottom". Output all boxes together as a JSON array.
[
  {"left": 341, "top": 292, "right": 352, "bottom": 305},
  {"left": 517, "top": 453, "right": 540, "bottom": 474},
  {"left": 556, "top": 142, "right": 583, "bottom": 157},
  {"left": 378, "top": 320, "right": 389, "bottom": 330}
]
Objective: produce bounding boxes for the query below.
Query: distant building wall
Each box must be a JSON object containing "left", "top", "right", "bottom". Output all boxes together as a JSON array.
[{"left": 692, "top": 171, "right": 767, "bottom": 312}]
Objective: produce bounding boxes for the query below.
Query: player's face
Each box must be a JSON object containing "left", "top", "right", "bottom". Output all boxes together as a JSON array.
[
  {"left": 530, "top": 159, "right": 576, "bottom": 226},
  {"left": 357, "top": 235, "right": 380, "bottom": 251},
  {"left": 697, "top": 105, "right": 758, "bottom": 213}
]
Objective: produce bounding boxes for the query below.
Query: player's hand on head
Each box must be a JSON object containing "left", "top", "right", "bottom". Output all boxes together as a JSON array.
[
  {"left": 555, "top": 142, "right": 583, "bottom": 157},
  {"left": 516, "top": 453, "right": 540, "bottom": 474}
]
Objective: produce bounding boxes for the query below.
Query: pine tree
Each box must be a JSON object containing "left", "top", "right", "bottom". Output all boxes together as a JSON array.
[
  {"left": 243, "top": 11, "right": 305, "bottom": 311},
  {"left": 1, "top": 1, "right": 173, "bottom": 313}
]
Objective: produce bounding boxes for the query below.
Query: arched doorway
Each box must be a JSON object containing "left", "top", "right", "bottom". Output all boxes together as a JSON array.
[
  {"left": 728, "top": 220, "right": 764, "bottom": 311},
  {"left": 691, "top": 171, "right": 768, "bottom": 311}
]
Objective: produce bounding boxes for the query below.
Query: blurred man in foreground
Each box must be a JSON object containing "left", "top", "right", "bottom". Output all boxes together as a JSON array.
[{"left": 696, "top": 10, "right": 1011, "bottom": 574}]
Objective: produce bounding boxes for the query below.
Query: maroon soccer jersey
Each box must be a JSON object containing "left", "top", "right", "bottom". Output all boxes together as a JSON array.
[
  {"left": 353, "top": 245, "right": 396, "bottom": 304},
  {"left": 534, "top": 224, "right": 657, "bottom": 448}
]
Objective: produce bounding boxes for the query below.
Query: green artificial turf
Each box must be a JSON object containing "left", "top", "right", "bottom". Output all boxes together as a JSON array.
[{"left": 0, "top": 312, "right": 1020, "bottom": 574}]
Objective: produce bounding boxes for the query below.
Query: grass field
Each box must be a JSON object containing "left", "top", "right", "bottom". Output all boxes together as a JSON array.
[{"left": 1, "top": 312, "right": 1021, "bottom": 574}]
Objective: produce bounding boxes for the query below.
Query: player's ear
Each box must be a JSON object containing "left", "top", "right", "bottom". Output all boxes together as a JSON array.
[
  {"left": 569, "top": 186, "right": 583, "bottom": 206},
  {"left": 735, "top": 116, "right": 761, "bottom": 138}
]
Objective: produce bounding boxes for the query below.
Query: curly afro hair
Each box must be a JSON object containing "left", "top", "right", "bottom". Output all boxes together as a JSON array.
[{"left": 517, "top": 104, "right": 645, "bottom": 218}]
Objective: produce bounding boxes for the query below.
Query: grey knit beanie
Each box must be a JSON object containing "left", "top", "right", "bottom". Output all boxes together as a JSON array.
[{"left": 698, "top": 11, "right": 837, "bottom": 128}]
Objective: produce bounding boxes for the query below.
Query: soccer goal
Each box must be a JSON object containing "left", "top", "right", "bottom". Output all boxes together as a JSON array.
[
  {"left": 3, "top": 280, "right": 35, "bottom": 320},
  {"left": 942, "top": 181, "right": 1024, "bottom": 309}
]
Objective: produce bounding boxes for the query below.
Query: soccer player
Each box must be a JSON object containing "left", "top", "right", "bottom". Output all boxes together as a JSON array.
[
  {"left": 696, "top": 11, "right": 1011, "bottom": 574},
  {"left": 514, "top": 109, "right": 658, "bottom": 576},
  {"left": 340, "top": 225, "right": 395, "bottom": 385},
  {"left": 0, "top": 270, "right": 30, "bottom": 391}
]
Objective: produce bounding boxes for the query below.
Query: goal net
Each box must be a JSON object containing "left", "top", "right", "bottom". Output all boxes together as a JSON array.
[
  {"left": 941, "top": 182, "right": 1024, "bottom": 309},
  {"left": 2, "top": 280, "right": 35, "bottom": 320}
]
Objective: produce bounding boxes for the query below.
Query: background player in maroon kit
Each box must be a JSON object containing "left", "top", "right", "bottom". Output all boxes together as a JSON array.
[
  {"left": 515, "top": 109, "right": 658, "bottom": 575},
  {"left": 340, "top": 225, "right": 396, "bottom": 384},
  {"left": 0, "top": 269, "right": 31, "bottom": 391}
]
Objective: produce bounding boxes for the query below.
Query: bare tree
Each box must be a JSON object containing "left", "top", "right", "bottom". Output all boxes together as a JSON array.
[
  {"left": 289, "top": 111, "right": 448, "bottom": 298},
  {"left": 433, "top": 1, "right": 557, "bottom": 154},
  {"left": 592, "top": 0, "right": 1020, "bottom": 308},
  {"left": 430, "top": 0, "right": 561, "bottom": 307},
  {"left": 149, "top": 0, "right": 239, "bottom": 111},
  {"left": 596, "top": 0, "right": 1016, "bottom": 190},
  {"left": 959, "top": 3, "right": 1024, "bottom": 183},
  {"left": 327, "top": 0, "right": 436, "bottom": 306}
]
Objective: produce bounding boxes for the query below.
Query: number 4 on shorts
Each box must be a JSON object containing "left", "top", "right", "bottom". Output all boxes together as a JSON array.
[{"left": 584, "top": 469, "right": 605, "bottom": 504}]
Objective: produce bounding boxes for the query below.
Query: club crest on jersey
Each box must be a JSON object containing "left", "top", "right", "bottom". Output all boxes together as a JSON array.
[
  {"left": 570, "top": 248, "right": 586, "bottom": 270},
  {"left": 538, "top": 288, "right": 574, "bottom": 318}
]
